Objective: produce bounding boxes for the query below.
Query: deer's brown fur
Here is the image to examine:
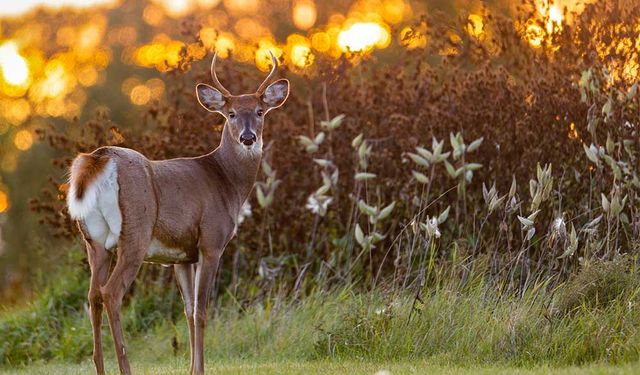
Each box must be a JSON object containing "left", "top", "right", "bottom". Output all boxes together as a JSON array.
[{"left": 67, "top": 53, "right": 289, "bottom": 375}]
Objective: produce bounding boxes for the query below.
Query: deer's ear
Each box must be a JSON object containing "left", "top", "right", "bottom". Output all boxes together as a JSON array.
[
  {"left": 262, "top": 79, "right": 289, "bottom": 110},
  {"left": 196, "top": 83, "right": 226, "bottom": 112}
]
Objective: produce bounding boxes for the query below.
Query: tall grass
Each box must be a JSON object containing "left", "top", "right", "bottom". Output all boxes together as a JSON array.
[{"left": 3, "top": 253, "right": 640, "bottom": 368}]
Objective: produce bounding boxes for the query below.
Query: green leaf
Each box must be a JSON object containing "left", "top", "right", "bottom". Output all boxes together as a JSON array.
[
  {"left": 412, "top": 170, "right": 429, "bottom": 184},
  {"left": 358, "top": 200, "right": 378, "bottom": 217},
  {"left": 407, "top": 152, "right": 429, "bottom": 167},
  {"left": 518, "top": 215, "right": 534, "bottom": 227},
  {"left": 437, "top": 206, "right": 450, "bottom": 224},
  {"left": 314, "top": 132, "right": 326, "bottom": 145},
  {"left": 465, "top": 163, "right": 483, "bottom": 171},
  {"left": 354, "top": 224, "right": 365, "bottom": 246},
  {"left": 467, "top": 137, "right": 484, "bottom": 152},
  {"left": 355, "top": 172, "right": 377, "bottom": 181},
  {"left": 378, "top": 201, "right": 396, "bottom": 220},
  {"left": 444, "top": 161, "right": 457, "bottom": 178},
  {"left": 352, "top": 133, "right": 364, "bottom": 148},
  {"left": 256, "top": 186, "right": 267, "bottom": 208}
]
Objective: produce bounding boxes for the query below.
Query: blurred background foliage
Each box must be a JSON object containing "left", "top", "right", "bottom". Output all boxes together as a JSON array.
[{"left": 0, "top": 0, "right": 639, "bottom": 309}]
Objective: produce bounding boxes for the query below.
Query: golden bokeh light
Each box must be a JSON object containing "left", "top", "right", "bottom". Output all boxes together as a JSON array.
[
  {"left": 0, "top": 42, "right": 30, "bottom": 87},
  {"left": 223, "top": 0, "right": 259, "bottom": 14},
  {"left": 399, "top": 25, "right": 426, "bottom": 49},
  {"left": 467, "top": 14, "right": 484, "bottom": 39},
  {"left": 0, "top": 0, "right": 118, "bottom": 18},
  {"left": 130, "top": 85, "right": 152, "bottom": 105},
  {"left": 293, "top": 0, "right": 317, "bottom": 30},
  {"left": 255, "top": 40, "right": 283, "bottom": 71},
  {"left": 214, "top": 33, "right": 236, "bottom": 58},
  {"left": 14, "top": 129, "right": 34, "bottom": 151},
  {"left": 290, "top": 43, "right": 313, "bottom": 67},
  {"left": 311, "top": 32, "right": 331, "bottom": 52},
  {"left": 0, "top": 190, "right": 9, "bottom": 213},
  {"left": 337, "top": 21, "right": 390, "bottom": 52}
]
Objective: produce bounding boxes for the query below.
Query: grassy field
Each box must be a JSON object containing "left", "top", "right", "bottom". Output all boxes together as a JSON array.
[{"left": 3, "top": 360, "right": 640, "bottom": 375}]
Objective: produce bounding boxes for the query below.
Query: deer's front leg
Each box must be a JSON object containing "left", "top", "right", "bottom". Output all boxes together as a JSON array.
[
  {"left": 192, "top": 244, "right": 223, "bottom": 375},
  {"left": 174, "top": 264, "right": 196, "bottom": 372}
]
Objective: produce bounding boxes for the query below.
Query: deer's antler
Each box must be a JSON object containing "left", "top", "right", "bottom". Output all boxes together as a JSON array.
[
  {"left": 256, "top": 51, "right": 278, "bottom": 94},
  {"left": 210, "top": 53, "right": 231, "bottom": 97}
]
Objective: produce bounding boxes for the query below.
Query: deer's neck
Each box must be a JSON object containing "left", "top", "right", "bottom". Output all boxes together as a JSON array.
[{"left": 208, "top": 124, "right": 261, "bottom": 210}]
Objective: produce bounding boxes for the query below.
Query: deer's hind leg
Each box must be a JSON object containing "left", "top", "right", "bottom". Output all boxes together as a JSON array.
[{"left": 79, "top": 222, "right": 111, "bottom": 375}]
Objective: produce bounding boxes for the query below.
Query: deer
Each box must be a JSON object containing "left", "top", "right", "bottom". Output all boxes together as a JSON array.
[{"left": 65, "top": 52, "right": 289, "bottom": 375}]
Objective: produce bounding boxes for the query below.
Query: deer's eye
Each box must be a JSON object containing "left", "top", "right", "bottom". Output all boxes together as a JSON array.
[
  {"left": 228, "top": 111, "right": 236, "bottom": 119},
  {"left": 256, "top": 109, "right": 264, "bottom": 117}
]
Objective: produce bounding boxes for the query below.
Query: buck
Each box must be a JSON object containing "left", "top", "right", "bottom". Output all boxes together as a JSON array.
[{"left": 66, "top": 52, "right": 289, "bottom": 375}]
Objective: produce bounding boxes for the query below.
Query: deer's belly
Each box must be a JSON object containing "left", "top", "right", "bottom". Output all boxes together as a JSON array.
[{"left": 144, "top": 238, "right": 197, "bottom": 264}]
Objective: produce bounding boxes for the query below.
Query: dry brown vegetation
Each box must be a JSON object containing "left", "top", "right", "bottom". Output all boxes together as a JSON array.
[{"left": 29, "top": 0, "right": 640, "bottom": 301}]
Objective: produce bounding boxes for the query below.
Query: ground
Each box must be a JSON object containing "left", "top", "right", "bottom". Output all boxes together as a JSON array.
[{"left": 2, "top": 360, "right": 640, "bottom": 375}]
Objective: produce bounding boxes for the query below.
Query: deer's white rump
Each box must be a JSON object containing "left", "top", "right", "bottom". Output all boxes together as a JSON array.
[{"left": 67, "top": 157, "right": 122, "bottom": 250}]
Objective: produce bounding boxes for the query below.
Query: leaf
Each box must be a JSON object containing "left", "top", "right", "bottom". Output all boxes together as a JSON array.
[
  {"left": 315, "top": 183, "right": 330, "bottom": 196},
  {"left": 449, "top": 132, "right": 460, "bottom": 151},
  {"left": 407, "top": 152, "right": 429, "bottom": 167},
  {"left": 518, "top": 215, "right": 534, "bottom": 227},
  {"left": 558, "top": 224, "right": 578, "bottom": 259},
  {"left": 601, "top": 193, "right": 610, "bottom": 213},
  {"left": 606, "top": 133, "right": 615, "bottom": 154},
  {"left": 444, "top": 161, "right": 457, "bottom": 178},
  {"left": 355, "top": 172, "right": 377, "bottom": 181},
  {"left": 371, "top": 231, "right": 385, "bottom": 243},
  {"left": 256, "top": 186, "right": 267, "bottom": 208},
  {"left": 465, "top": 163, "right": 483, "bottom": 171},
  {"left": 378, "top": 201, "right": 396, "bottom": 220},
  {"left": 526, "top": 227, "right": 536, "bottom": 241},
  {"left": 508, "top": 175, "right": 517, "bottom": 199},
  {"left": 261, "top": 160, "right": 274, "bottom": 176},
  {"left": 298, "top": 135, "right": 314, "bottom": 147},
  {"left": 352, "top": 133, "right": 364, "bottom": 148},
  {"left": 354, "top": 224, "right": 365, "bottom": 246},
  {"left": 412, "top": 170, "right": 429, "bottom": 184},
  {"left": 467, "top": 137, "right": 484, "bottom": 152},
  {"left": 305, "top": 144, "right": 319, "bottom": 153},
  {"left": 437, "top": 206, "right": 450, "bottom": 224},
  {"left": 527, "top": 209, "right": 541, "bottom": 222},
  {"left": 314, "top": 132, "right": 326, "bottom": 145},
  {"left": 313, "top": 159, "right": 331, "bottom": 167},
  {"left": 415, "top": 146, "right": 433, "bottom": 161},
  {"left": 584, "top": 214, "right": 603, "bottom": 228},
  {"left": 358, "top": 200, "right": 378, "bottom": 217}
]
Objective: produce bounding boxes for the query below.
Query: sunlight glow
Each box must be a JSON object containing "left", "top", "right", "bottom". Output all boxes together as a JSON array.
[
  {"left": 13, "top": 129, "right": 33, "bottom": 151},
  {"left": 0, "top": 190, "right": 8, "bottom": 213},
  {"left": 0, "top": 0, "right": 118, "bottom": 17},
  {"left": 0, "top": 42, "right": 30, "bottom": 86},
  {"left": 337, "top": 22, "right": 390, "bottom": 52},
  {"left": 292, "top": 0, "right": 317, "bottom": 30}
]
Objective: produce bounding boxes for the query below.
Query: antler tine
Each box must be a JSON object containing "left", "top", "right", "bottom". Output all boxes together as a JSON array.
[
  {"left": 256, "top": 51, "right": 278, "bottom": 94},
  {"left": 210, "top": 52, "right": 231, "bottom": 96}
]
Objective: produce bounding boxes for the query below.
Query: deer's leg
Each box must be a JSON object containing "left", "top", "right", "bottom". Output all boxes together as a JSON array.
[
  {"left": 192, "top": 249, "right": 223, "bottom": 375},
  {"left": 174, "top": 264, "right": 196, "bottom": 371},
  {"left": 84, "top": 237, "right": 111, "bottom": 375},
  {"left": 101, "top": 240, "right": 148, "bottom": 375}
]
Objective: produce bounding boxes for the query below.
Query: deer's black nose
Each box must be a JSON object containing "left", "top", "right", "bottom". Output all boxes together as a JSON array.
[{"left": 240, "top": 133, "right": 256, "bottom": 146}]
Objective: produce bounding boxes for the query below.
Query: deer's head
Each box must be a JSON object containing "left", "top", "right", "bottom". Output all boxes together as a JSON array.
[{"left": 196, "top": 52, "right": 289, "bottom": 152}]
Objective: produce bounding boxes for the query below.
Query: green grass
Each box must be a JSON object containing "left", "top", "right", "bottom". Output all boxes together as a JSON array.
[
  {"left": 3, "top": 359, "right": 640, "bottom": 375},
  {"left": 3, "top": 259, "right": 640, "bottom": 374}
]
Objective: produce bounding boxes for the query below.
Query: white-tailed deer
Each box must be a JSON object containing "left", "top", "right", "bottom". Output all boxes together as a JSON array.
[{"left": 66, "top": 52, "right": 289, "bottom": 375}]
